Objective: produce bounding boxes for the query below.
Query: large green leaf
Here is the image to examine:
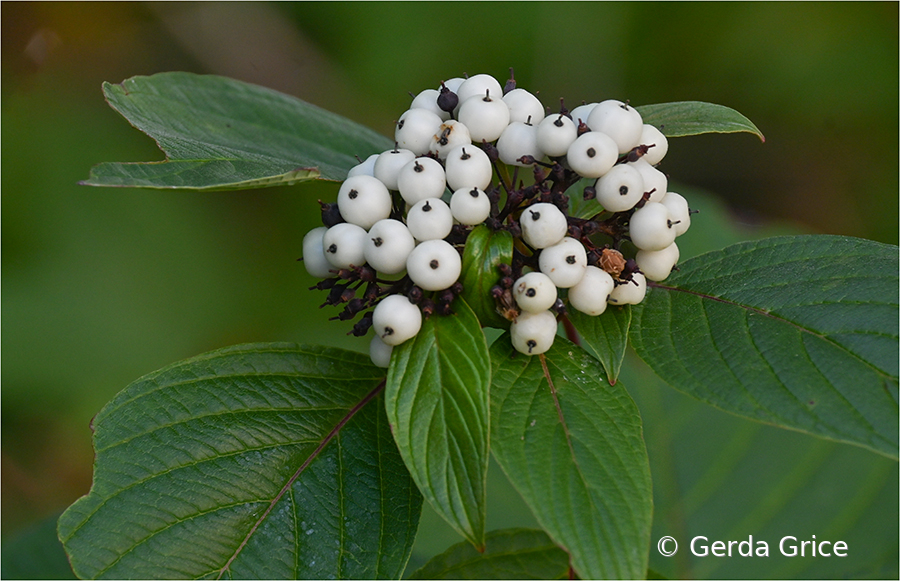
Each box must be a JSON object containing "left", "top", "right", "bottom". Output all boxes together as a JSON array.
[
  {"left": 490, "top": 337, "right": 653, "bottom": 579},
  {"left": 567, "top": 305, "right": 632, "bottom": 384},
  {"left": 631, "top": 235, "right": 899, "bottom": 459},
  {"left": 386, "top": 298, "right": 491, "bottom": 550},
  {"left": 624, "top": 351, "right": 898, "bottom": 580},
  {"left": 460, "top": 225, "right": 515, "bottom": 330},
  {"left": 409, "top": 528, "right": 570, "bottom": 580},
  {"left": 57, "top": 343, "right": 421, "bottom": 579},
  {"left": 83, "top": 72, "right": 392, "bottom": 190},
  {"left": 636, "top": 101, "right": 765, "bottom": 141}
]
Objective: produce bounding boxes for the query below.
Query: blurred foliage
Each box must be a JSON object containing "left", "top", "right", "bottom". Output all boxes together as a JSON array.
[{"left": 2, "top": 2, "right": 896, "bottom": 577}]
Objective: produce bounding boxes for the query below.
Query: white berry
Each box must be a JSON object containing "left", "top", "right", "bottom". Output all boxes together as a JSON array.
[
  {"left": 364, "top": 219, "right": 415, "bottom": 275},
  {"left": 323, "top": 222, "right": 368, "bottom": 269},
  {"left": 636, "top": 242, "right": 679, "bottom": 282},
  {"left": 430, "top": 120, "right": 472, "bottom": 159},
  {"left": 511, "top": 310, "right": 557, "bottom": 355},
  {"left": 520, "top": 202, "right": 568, "bottom": 249},
  {"left": 567, "top": 266, "right": 615, "bottom": 316},
  {"left": 407, "top": 198, "right": 453, "bottom": 242},
  {"left": 566, "top": 131, "right": 618, "bottom": 178},
  {"left": 630, "top": 159, "right": 667, "bottom": 203},
  {"left": 302, "top": 226, "right": 333, "bottom": 278},
  {"left": 538, "top": 237, "right": 587, "bottom": 288},
  {"left": 396, "top": 157, "right": 447, "bottom": 206},
  {"left": 513, "top": 272, "right": 558, "bottom": 313},
  {"left": 410, "top": 88, "right": 450, "bottom": 121},
  {"left": 444, "top": 144, "right": 492, "bottom": 191},
  {"left": 608, "top": 272, "right": 647, "bottom": 305},
  {"left": 450, "top": 187, "right": 491, "bottom": 225},
  {"left": 586, "top": 99, "right": 643, "bottom": 154},
  {"left": 455, "top": 74, "right": 503, "bottom": 108},
  {"left": 595, "top": 163, "right": 645, "bottom": 212},
  {"left": 374, "top": 148, "right": 416, "bottom": 191},
  {"left": 337, "top": 175, "right": 392, "bottom": 229},
  {"left": 536, "top": 114, "right": 578, "bottom": 157},
  {"left": 629, "top": 201, "right": 677, "bottom": 251},
  {"left": 395, "top": 108, "right": 445, "bottom": 156},
  {"left": 347, "top": 153, "right": 379, "bottom": 178},
  {"left": 406, "top": 239, "right": 462, "bottom": 291},
  {"left": 497, "top": 121, "right": 544, "bottom": 167},
  {"left": 372, "top": 294, "right": 422, "bottom": 346},
  {"left": 502, "top": 88, "right": 545, "bottom": 125},
  {"left": 369, "top": 334, "right": 394, "bottom": 368},
  {"left": 570, "top": 103, "right": 597, "bottom": 126},
  {"left": 458, "top": 91, "right": 511, "bottom": 143},
  {"left": 640, "top": 124, "right": 668, "bottom": 165},
  {"left": 660, "top": 192, "right": 691, "bottom": 236}
]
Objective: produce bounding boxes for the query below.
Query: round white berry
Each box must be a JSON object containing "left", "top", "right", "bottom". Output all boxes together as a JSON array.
[
  {"left": 455, "top": 74, "right": 503, "bottom": 108},
  {"left": 323, "top": 222, "right": 368, "bottom": 269},
  {"left": 337, "top": 175, "right": 392, "bottom": 229},
  {"left": 567, "top": 266, "right": 615, "bottom": 316},
  {"left": 302, "top": 226, "right": 333, "bottom": 278},
  {"left": 406, "top": 239, "right": 462, "bottom": 291},
  {"left": 570, "top": 103, "right": 598, "bottom": 126},
  {"left": 595, "top": 163, "right": 645, "bottom": 212},
  {"left": 566, "top": 131, "right": 618, "bottom": 178},
  {"left": 444, "top": 144, "right": 492, "bottom": 191},
  {"left": 629, "top": 201, "right": 677, "bottom": 251},
  {"left": 458, "top": 91, "right": 511, "bottom": 143},
  {"left": 410, "top": 88, "right": 450, "bottom": 121},
  {"left": 364, "top": 219, "right": 415, "bottom": 275},
  {"left": 536, "top": 114, "right": 578, "bottom": 157},
  {"left": 430, "top": 120, "right": 472, "bottom": 159},
  {"left": 608, "top": 272, "right": 647, "bottom": 305},
  {"left": 441, "top": 77, "right": 466, "bottom": 94},
  {"left": 538, "top": 237, "right": 587, "bottom": 288},
  {"left": 347, "top": 153, "right": 379, "bottom": 178},
  {"left": 369, "top": 334, "right": 394, "bottom": 368},
  {"left": 640, "top": 124, "right": 668, "bottom": 166},
  {"left": 586, "top": 99, "right": 643, "bottom": 154},
  {"left": 372, "top": 294, "right": 422, "bottom": 346},
  {"left": 630, "top": 159, "right": 667, "bottom": 203},
  {"left": 374, "top": 148, "right": 416, "bottom": 191},
  {"left": 397, "top": 157, "right": 447, "bottom": 205},
  {"left": 502, "top": 88, "right": 545, "bottom": 125},
  {"left": 660, "top": 192, "right": 691, "bottom": 236},
  {"left": 511, "top": 310, "right": 557, "bottom": 355},
  {"left": 497, "top": 121, "right": 544, "bottom": 167},
  {"left": 407, "top": 198, "right": 453, "bottom": 242},
  {"left": 395, "top": 108, "right": 445, "bottom": 156},
  {"left": 520, "top": 202, "right": 568, "bottom": 249},
  {"left": 513, "top": 272, "right": 558, "bottom": 313},
  {"left": 450, "top": 187, "right": 491, "bottom": 225},
  {"left": 636, "top": 242, "right": 679, "bottom": 282}
]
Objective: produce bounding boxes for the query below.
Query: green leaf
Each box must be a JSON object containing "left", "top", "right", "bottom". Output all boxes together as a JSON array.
[
  {"left": 624, "top": 351, "right": 898, "bottom": 580},
  {"left": 631, "top": 235, "right": 899, "bottom": 459},
  {"left": 490, "top": 336, "right": 653, "bottom": 579},
  {"left": 1, "top": 515, "right": 76, "bottom": 579},
  {"left": 386, "top": 298, "right": 491, "bottom": 549},
  {"left": 635, "top": 101, "right": 765, "bottom": 142},
  {"left": 409, "top": 528, "right": 570, "bottom": 580},
  {"left": 460, "top": 225, "right": 514, "bottom": 329},
  {"left": 567, "top": 305, "right": 632, "bottom": 384},
  {"left": 57, "top": 343, "right": 422, "bottom": 579},
  {"left": 83, "top": 72, "right": 392, "bottom": 190}
]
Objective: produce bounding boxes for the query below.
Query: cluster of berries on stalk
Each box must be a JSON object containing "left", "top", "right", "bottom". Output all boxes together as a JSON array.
[{"left": 302, "top": 70, "right": 694, "bottom": 366}]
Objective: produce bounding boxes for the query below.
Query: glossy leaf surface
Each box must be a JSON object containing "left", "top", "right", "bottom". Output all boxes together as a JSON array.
[
  {"left": 460, "top": 225, "right": 514, "bottom": 330},
  {"left": 636, "top": 101, "right": 765, "bottom": 141},
  {"left": 567, "top": 305, "right": 632, "bottom": 384},
  {"left": 631, "top": 235, "right": 899, "bottom": 458},
  {"left": 58, "top": 343, "right": 421, "bottom": 579},
  {"left": 409, "top": 528, "right": 570, "bottom": 580},
  {"left": 490, "top": 337, "right": 652, "bottom": 579},
  {"left": 386, "top": 299, "right": 491, "bottom": 549},
  {"left": 83, "top": 72, "right": 392, "bottom": 190}
]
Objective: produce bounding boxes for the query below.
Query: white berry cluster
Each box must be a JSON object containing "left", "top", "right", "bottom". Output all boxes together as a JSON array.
[{"left": 302, "top": 70, "right": 694, "bottom": 365}]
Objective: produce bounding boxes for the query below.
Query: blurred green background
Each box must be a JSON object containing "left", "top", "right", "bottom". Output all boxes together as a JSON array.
[{"left": 2, "top": 2, "right": 897, "bottom": 579}]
